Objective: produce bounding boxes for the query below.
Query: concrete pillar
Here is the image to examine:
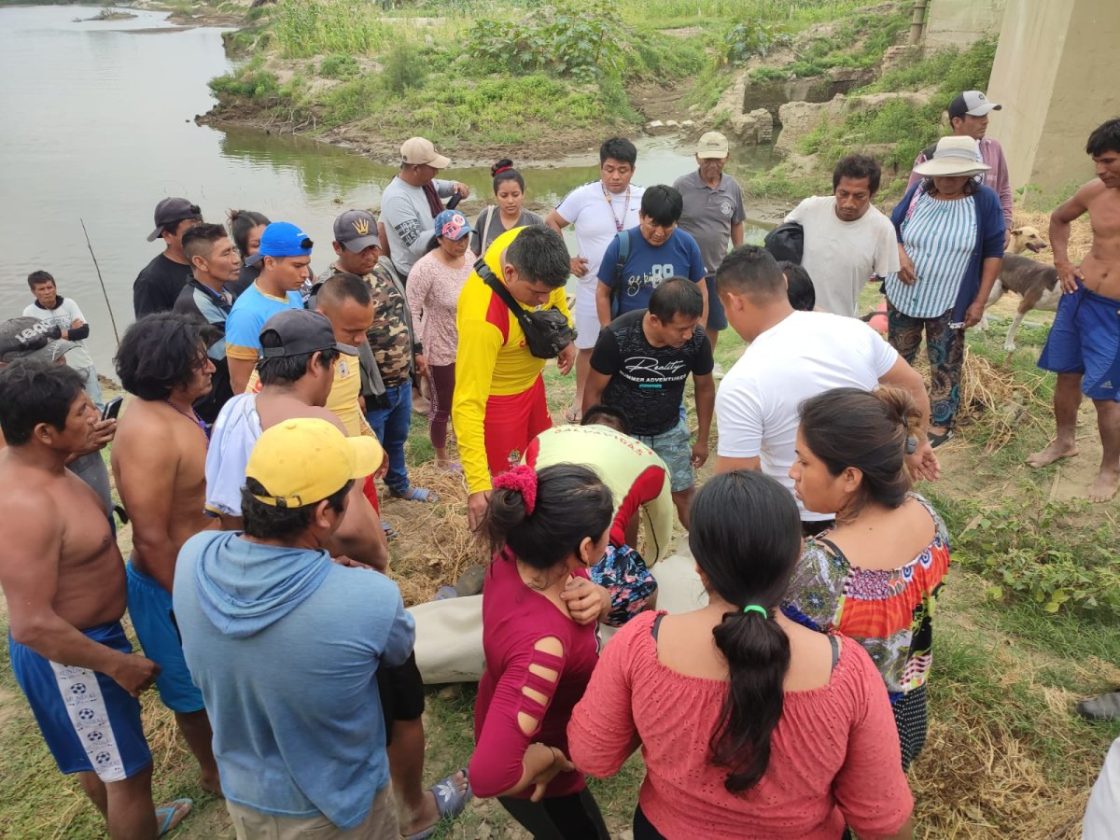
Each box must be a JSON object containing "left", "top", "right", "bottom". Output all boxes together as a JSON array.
[
  {"left": 987, "top": 0, "right": 1120, "bottom": 207},
  {"left": 925, "top": 0, "right": 1006, "bottom": 50}
]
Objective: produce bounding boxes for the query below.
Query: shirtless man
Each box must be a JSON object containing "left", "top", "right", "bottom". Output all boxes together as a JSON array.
[
  {"left": 0, "top": 362, "right": 191, "bottom": 838},
  {"left": 111, "top": 312, "right": 221, "bottom": 794},
  {"left": 1028, "top": 119, "right": 1120, "bottom": 501}
]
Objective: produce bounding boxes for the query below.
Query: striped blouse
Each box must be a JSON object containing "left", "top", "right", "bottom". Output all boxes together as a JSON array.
[{"left": 884, "top": 190, "right": 977, "bottom": 319}]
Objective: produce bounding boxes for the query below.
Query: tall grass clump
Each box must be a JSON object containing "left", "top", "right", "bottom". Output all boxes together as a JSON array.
[{"left": 273, "top": 0, "right": 389, "bottom": 58}]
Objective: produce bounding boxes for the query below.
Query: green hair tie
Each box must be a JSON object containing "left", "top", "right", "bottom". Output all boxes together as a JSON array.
[{"left": 742, "top": 604, "right": 769, "bottom": 618}]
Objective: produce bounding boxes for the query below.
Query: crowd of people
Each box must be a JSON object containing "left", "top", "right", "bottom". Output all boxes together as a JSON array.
[{"left": 0, "top": 94, "right": 1119, "bottom": 840}]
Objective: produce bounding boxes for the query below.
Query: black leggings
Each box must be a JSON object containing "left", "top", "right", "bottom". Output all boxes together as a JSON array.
[{"left": 498, "top": 789, "right": 609, "bottom": 840}]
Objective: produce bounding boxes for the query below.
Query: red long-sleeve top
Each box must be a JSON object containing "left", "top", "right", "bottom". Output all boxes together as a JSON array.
[{"left": 469, "top": 550, "right": 598, "bottom": 799}]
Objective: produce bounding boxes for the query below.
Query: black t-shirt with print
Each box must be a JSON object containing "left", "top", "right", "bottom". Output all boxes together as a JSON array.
[
  {"left": 590, "top": 309, "right": 713, "bottom": 437},
  {"left": 133, "top": 253, "right": 193, "bottom": 317}
]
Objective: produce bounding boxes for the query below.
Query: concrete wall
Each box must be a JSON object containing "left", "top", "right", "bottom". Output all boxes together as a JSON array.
[
  {"left": 987, "top": 0, "right": 1120, "bottom": 205},
  {"left": 925, "top": 0, "right": 1006, "bottom": 50}
]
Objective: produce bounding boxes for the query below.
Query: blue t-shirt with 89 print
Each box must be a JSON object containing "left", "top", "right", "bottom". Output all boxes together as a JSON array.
[{"left": 597, "top": 226, "right": 706, "bottom": 316}]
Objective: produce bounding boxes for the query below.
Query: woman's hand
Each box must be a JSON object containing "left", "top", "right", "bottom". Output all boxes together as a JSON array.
[
  {"left": 560, "top": 576, "right": 610, "bottom": 625},
  {"left": 528, "top": 745, "right": 575, "bottom": 802},
  {"left": 897, "top": 249, "right": 918, "bottom": 285},
  {"left": 963, "top": 299, "right": 986, "bottom": 328}
]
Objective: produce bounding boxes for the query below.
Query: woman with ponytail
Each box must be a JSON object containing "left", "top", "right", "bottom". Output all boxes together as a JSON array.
[
  {"left": 783, "top": 386, "right": 951, "bottom": 771},
  {"left": 471, "top": 160, "right": 545, "bottom": 256},
  {"left": 469, "top": 463, "right": 613, "bottom": 839},
  {"left": 570, "top": 471, "right": 913, "bottom": 839},
  {"left": 225, "top": 209, "right": 271, "bottom": 298}
]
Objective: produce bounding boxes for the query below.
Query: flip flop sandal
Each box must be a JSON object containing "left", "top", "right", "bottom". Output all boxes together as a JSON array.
[
  {"left": 390, "top": 486, "right": 438, "bottom": 503},
  {"left": 382, "top": 521, "right": 399, "bottom": 541},
  {"left": 563, "top": 406, "right": 581, "bottom": 424},
  {"left": 156, "top": 798, "right": 192, "bottom": 837},
  {"left": 927, "top": 429, "right": 954, "bottom": 449},
  {"left": 402, "top": 771, "right": 472, "bottom": 840}
]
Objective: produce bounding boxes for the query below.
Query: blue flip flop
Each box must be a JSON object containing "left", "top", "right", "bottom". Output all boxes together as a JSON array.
[
  {"left": 156, "top": 798, "right": 192, "bottom": 836},
  {"left": 390, "top": 486, "right": 438, "bottom": 503},
  {"left": 402, "top": 770, "right": 471, "bottom": 840}
]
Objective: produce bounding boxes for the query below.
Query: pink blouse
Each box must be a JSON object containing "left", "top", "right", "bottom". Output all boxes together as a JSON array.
[
  {"left": 405, "top": 248, "right": 475, "bottom": 366},
  {"left": 568, "top": 611, "right": 913, "bottom": 839}
]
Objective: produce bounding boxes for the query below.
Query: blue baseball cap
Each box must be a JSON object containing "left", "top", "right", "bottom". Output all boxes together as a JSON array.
[
  {"left": 248, "top": 222, "right": 314, "bottom": 265},
  {"left": 434, "top": 209, "right": 471, "bottom": 241}
]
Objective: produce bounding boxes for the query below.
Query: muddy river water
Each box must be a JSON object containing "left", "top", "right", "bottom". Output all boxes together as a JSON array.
[{"left": 1, "top": 5, "right": 777, "bottom": 373}]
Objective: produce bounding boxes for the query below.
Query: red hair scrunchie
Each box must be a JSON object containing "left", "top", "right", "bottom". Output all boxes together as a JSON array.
[
  {"left": 493, "top": 164, "right": 513, "bottom": 175},
  {"left": 493, "top": 464, "right": 538, "bottom": 515}
]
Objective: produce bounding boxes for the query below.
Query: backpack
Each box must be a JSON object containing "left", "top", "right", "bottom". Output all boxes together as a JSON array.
[{"left": 609, "top": 230, "right": 632, "bottom": 319}]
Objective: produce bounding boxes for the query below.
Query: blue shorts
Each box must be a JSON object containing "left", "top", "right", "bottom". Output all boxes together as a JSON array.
[
  {"left": 636, "top": 419, "right": 694, "bottom": 493},
  {"left": 1038, "top": 284, "right": 1120, "bottom": 401},
  {"left": 9, "top": 621, "right": 152, "bottom": 781},
  {"left": 704, "top": 273, "right": 728, "bottom": 331},
  {"left": 126, "top": 562, "right": 204, "bottom": 713}
]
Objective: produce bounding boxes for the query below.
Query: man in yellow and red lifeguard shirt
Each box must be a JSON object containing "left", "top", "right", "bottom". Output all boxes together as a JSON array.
[{"left": 453, "top": 225, "right": 576, "bottom": 528}]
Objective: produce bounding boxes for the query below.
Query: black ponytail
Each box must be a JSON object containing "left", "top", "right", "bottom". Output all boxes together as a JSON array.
[{"left": 688, "top": 471, "right": 802, "bottom": 792}]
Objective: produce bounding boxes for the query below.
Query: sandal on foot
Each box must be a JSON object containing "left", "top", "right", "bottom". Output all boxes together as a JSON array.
[
  {"left": 156, "top": 798, "right": 192, "bottom": 837},
  {"left": 563, "top": 406, "right": 581, "bottom": 424},
  {"left": 928, "top": 429, "right": 954, "bottom": 449},
  {"left": 437, "top": 461, "right": 463, "bottom": 475},
  {"left": 390, "top": 486, "right": 438, "bottom": 503},
  {"left": 402, "top": 771, "right": 472, "bottom": 839},
  {"left": 382, "top": 521, "right": 399, "bottom": 541}
]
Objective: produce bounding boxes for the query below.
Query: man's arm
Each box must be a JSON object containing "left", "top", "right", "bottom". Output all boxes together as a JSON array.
[
  {"left": 112, "top": 425, "right": 182, "bottom": 592},
  {"left": 595, "top": 282, "right": 614, "bottom": 328},
  {"left": 544, "top": 209, "right": 570, "bottom": 233},
  {"left": 730, "top": 220, "right": 745, "bottom": 248},
  {"left": 452, "top": 318, "right": 502, "bottom": 527},
  {"left": 994, "top": 146, "right": 1014, "bottom": 231},
  {"left": 1050, "top": 182, "right": 1095, "bottom": 292},
  {"left": 327, "top": 480, "right": 389, "bottom": 571},
  {"left": 1, "top": 494, "right": 158, "bottom": 696},
  {"left": 227, "top": 353, "right": 257, "bottom": 395},
  {"left": 692, "top": 373, "right": 715, "bottom": 468},
  {"left": 581, "top": 369, "right": 612, "bottom": 416}
]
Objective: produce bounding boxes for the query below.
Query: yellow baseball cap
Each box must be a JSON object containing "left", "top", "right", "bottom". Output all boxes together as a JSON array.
[{"left": 246, "top": 418, "right": 383, "bottom": 508}]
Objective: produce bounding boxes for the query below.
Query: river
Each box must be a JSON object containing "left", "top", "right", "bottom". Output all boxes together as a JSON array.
[{"left": 1, "top": 5, "right": 777, "bottom": 374}]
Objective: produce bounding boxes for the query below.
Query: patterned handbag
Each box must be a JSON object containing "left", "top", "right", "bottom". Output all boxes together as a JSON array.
[{"left": 590, "top": 543, "right": 658, "bottom": 627}]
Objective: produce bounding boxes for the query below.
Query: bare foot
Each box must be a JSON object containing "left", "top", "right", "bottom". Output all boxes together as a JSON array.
[
  {"left": 400, "top": 770, "right": 470, "bottom": 837},
  {"left": 1088, "top": 467, "right": 1120, "bottom": 502},
  {"left": 1026, "top": 439, "right": 1078, "bottom": 468},
  {"left": 200, "top": 773, "right": 223, "bottom": 798}
]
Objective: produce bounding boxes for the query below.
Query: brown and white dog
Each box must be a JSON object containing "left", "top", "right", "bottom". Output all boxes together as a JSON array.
[{"left": 982, "top": 226, "right": 1060, "bottom": 351}]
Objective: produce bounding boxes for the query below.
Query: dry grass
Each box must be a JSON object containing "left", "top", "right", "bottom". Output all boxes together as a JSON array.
[{"left": 955, "top": 350, "right": 1052, "bottom": 452}]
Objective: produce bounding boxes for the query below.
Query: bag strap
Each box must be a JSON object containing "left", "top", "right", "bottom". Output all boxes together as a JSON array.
[
  {"left": 475, "top": 257, "right": 537, "bottom": 338},
  {"left": 478, "top": 206, "right": 494, "bottom": 253},
  {"left": 613, "top": 229, "right": 631, "bottom": 287}
]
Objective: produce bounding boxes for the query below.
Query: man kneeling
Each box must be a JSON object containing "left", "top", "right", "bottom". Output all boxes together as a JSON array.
[{"left": 174, "top": 419, "right": 415, "bottom": 838}]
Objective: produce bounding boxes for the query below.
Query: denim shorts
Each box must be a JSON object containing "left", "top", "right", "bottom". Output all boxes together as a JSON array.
[{"left": 635, "top": 419, "right": 694, "bottom": 493}]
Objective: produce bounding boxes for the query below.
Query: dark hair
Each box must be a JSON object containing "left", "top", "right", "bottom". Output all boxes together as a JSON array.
[
  {"left": 506, "top": 226, "right": 571, "bottom": 288},
  {"left": 162, "top": 215, "right": 201, "bottom": 239},
  {"left": 257, "top": 331, "right": 340, "bottom": 386},
  {"left": 1086, "top": 118, "right": 1120, "bottom": 157},
  {"left": 798, "top": 386, "right": 918, "bottom": 512},
  {"left": 491, "top": 158, "right": 525, "bottom": 192},
  {"left": 688, "top": 471, "right": 801, "bottom": 793},
  {"left": 241, "top": 476, "right": 352, "bottom": 540},
  {"left": 640, "top": 184, "right": 684, "bottom": 227},
  {"left": 318, "top": 272, "right": 373, "bottom": 308},
  {"left": 484, "top": 464, "right": 612, "bottom": 570},
  {"left": 115, "top": 313, "right": 209, "bottom": 401},
  {"left": 581, "top": 403, "right": 629, "bottom": 434},
  {"left": 832, "top": 154, "right": 882, "bottom": 194},
  {"left": 182, "top": 223, "right": 231, "bottom": 264},
  {"left": 715, "top": 245, "right": 786, "bottom": 301},
  {"left": 0, "top": 361, "right": 86, "bottom": 446},
  {"left": 599, "top": 137, "right": 637, "bottom": 166},
  {"left": 228, "top": 209, "right": 271, "bottom": 256},
  {"left": 27, "top": 270, "right": 55, "bottom": 289},
  {"left": 779, "top": 261, "right": 815, "bottom": 311},
  {"left": 649, "top": 277, "right": 703, "bottom": 322}
]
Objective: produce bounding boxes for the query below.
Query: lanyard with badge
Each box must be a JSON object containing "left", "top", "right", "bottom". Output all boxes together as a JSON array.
[{"left": 603, "top": 185, "right": 631, "bottom": 233}]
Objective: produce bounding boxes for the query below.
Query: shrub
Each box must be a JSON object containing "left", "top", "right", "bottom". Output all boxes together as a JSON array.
[{"left": 319, "top": 54, "right": 360, "bottom": 79}]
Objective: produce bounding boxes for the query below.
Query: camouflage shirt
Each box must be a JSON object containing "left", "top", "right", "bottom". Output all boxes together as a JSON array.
[{"left": 321, "top": 262, "right": 417, "bottom": 386}]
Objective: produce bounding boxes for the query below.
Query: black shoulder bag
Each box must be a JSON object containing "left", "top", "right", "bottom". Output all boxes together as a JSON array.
[{"left": 475, "top": 258, "right": 576, "bottom": 359}]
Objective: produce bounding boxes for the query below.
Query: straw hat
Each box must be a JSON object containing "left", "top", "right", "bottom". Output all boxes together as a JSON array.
[{"left": 913, "top": 136, "right": 990, "bottom": 178}]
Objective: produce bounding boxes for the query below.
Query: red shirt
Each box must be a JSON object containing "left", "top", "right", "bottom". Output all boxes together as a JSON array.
[
  {"left": 469, "top": 550, "right": 599, "bottom": 799},
  {"left": 569, "top": 611, "right": 913, "bottom": 839}
]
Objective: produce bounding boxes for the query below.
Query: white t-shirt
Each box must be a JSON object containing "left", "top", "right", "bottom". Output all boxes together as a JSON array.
[
  {"left": 22, "top": 297, "right": 95, "bottom": 369},
  {"left": 786, "top": 196, "right": 900, "bottom": 318},
  {"left": 716, "top": 310, "right": 899, "bottom": 520},
  {"left": 1084, "top": 737, "right": 1120, "bottom": 840},
  {"left": 555, "top": 180, "right": 645, "bottom": 287}
]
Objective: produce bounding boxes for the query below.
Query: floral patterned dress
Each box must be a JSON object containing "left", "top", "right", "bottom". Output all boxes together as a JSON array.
[{"left": 781, "top": 492, "right": 950, "bottom": 769}]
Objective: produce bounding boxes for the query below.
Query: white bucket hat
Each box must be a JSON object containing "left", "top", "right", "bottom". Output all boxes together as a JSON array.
[{"left": 913, "top": 136, "right": 991, "bottom": 178}]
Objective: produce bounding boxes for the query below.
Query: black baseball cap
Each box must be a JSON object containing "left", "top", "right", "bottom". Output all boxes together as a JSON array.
[
  {"left": 0, "top": 318, "right": 76, "bottom": 364},
  {"left": 333, "top": 210, "right": 380, "bottom": 253},
  {"left": 147, "top": 197, "right": 202, "bottom": 242},
  {"left": 948, "top": 90, "right": 1002, "bottom": 120},
  {"left": 258, "top": 309, "right": 356, "bottom": 359}
]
